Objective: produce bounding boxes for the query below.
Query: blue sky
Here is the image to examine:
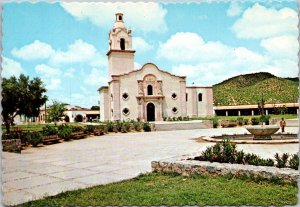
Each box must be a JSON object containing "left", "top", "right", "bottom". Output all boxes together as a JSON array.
[{"left": 2, "top": 1, "right": 298, "bottom": 107}]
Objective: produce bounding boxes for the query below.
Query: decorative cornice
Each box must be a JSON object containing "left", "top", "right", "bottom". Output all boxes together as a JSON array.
[
  {"left": 111, "top": 63, "right": 186, "bottom": 79},
  {"left": 106, "top": 49, "right": 135, "bottom": 56}
]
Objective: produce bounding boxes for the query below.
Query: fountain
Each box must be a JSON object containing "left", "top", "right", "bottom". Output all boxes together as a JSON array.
[
  {"left": 245, "top": 125, "right": 279, "bottom": 140},
  {"left": 245, "top": 93, "right": 279, "bottom": 140}
]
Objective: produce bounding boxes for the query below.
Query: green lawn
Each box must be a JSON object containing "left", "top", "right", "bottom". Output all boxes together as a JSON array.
[{"left": 20, "top": 173, "right": 297, "bottom": 206}]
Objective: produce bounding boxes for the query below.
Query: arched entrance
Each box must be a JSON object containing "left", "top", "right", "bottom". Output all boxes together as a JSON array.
[
  {"left": 65, "top": 116, "right": 70, "bottom": 122},
  {"left": 74, "top": 114, "right": 83, "bottom": 122},
  {"left": 147, "top": 103, "right": 155, "bottom": 121}
]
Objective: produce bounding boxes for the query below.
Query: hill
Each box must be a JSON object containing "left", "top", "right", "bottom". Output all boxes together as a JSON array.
[{"left": 213, "top": 72, "right": 299, "bottom": 106}]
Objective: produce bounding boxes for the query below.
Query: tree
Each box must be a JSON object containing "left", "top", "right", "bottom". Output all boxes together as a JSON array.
[
  {"left": 2, "top": 74, "right": 47, "bottom": 133},
  {"left": 91, "top": 105, "right": 100, "bottom": 110},
  {"left": 47, "top": 101, "right": 68, "bottom": 125}
]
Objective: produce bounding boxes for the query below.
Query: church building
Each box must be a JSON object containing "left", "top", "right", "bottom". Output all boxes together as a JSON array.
[{"left": 99, "top": 13, "right": 213, "bottom": 121}]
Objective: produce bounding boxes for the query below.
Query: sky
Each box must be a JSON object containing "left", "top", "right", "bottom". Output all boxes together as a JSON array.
[{"left": 2, "top": 1, "right": 299, "bottom": 108}]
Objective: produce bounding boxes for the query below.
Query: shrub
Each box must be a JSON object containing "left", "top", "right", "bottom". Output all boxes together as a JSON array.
[
  {"left": 42, "top": 125, "right": 57, "bottom": 135},
  {"left": 134, "top": 121, "right": 142, "bottom": 131},
  {"left": 222, "top": 139, "right": 236, "bottom": 163},
  {"left": 262, "top": 158, "right": 275, "bottom": 167},
  {"left": 178, "top": 116, "right": 183, "bottom": 121},
  {"left": 163, "top": 117, "right": 167, "bottom": 121},
  {"left": 103, "top": 125, "right": 108, "bottom": 134},
  {"left": 106, "top": 121, "right": 114, "bottom": 132},
  {"left": 70, "top": 126, "right": 84, "bottom": 132},
  {"left": 213, "top": 116, "right": 219, "bottom": 128},
  {"left": 251, "top": 117, "right": 259, "bottom": 125},
  {"left": 243, "top": 118, "right": 249, "bottom": 125},
  {"left": 197, "top": 140, "right": 296, "bottom": 169},
  {"left": 237, "top": 117, "right": 244, "bottom": 126},
  {"left": 123, "top": 120, "right": 131, "bottom": 132},
  {"left": 172, "top": 117, "right": 177, "bottom": 121},
  {"left": 143, "top": 122, "right": 151, "bottom": 132},
  {"left": 115, "top": 120, "right": 122, "bottom": 132},
  {"left": 275, "top": 153, "right": 289, "bottom": 168},
  {"left": 85, "top": 125, "right": 95, "bottom": 134},
  {"left": 288, "top": 154, "right": 299, "bottom": 170},
  {"left": 121, "top": 125, "right": 128, "bottom": 133},
  {"left": 58, "top": 125, "right": 72, "bottom": 141},
  {"left": 244, "top": 153, "right": 260, "bottom": 165},
  {"left": 236, "top": 150, "right": 245, "bottom": 164},
  {"left": 260, "top": 115, "right": 271, "bottom": 125},
  {"left": 27, "top": 131, "right": 42, "bottom": 147},
  {"left": 183, "top": 116, "right": 190, "bottom": 121}
]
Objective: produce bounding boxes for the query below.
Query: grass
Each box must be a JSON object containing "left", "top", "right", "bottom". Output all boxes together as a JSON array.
[{"left": 20, "top": 173, "right": 297, "bottom": 206}]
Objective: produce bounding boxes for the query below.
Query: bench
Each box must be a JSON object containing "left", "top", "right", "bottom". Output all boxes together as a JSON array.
[
  {"left": 42, "top": 135, "right": 61, "bottom": 144},
  {"left": 93, "top": 128, "right": 104, "bottom": 136},
  {"left": 71, "top": 131, "right": 86, "bottom": 139}
]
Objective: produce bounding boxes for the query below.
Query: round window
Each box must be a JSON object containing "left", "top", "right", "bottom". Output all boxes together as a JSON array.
[
  {"left": 122, "top": 93, "right": 129, "bottom": 100},
  {"left": 122, "top": 108, "right": 130, "bottom": 116},
  {"left": 172, "top": 107, "right": 178, "bottom": 114},
  {"left": 171, "top": 93, "right": 177, "bottom": 100}
]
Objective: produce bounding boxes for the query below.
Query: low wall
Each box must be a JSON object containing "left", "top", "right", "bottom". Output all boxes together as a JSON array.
[
  {"left": 153, "top": 120, "right": 212, "bottom": 131},
  {"left": 151, "top": 156, "right": 298, "bottom": 184},
  {"left": 2, "top": 139, "right": 22, "bottom": 153}
]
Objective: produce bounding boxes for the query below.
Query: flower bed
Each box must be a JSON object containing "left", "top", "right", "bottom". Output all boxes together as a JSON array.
[
  {"left": 152, "top": 139, "right": 299, "bottom": 184},
  {"left": 151, "top": 157, "right": 298, "bottom": 184}
]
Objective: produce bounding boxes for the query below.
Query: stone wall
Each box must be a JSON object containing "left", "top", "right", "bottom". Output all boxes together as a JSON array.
[
  {"left": 2, "top": 139, "right": 22, "bottom": 153},
  {"left": 151, "top": 156, "right": 298, "bottom": 184}
]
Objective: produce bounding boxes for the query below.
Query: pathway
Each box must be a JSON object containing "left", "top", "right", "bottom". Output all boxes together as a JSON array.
[{"left": 2, "top": 127, "right": 298, "bottom": 206}]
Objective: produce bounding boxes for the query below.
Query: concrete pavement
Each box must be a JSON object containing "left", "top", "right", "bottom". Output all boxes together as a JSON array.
[{"left": 2, "top": 127, "right": 299, "bottom": 206}]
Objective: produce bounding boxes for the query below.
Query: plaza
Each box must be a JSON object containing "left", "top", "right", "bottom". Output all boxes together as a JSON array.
[{"left": 2, "top": 126, "right": 298, "bottom": 206}]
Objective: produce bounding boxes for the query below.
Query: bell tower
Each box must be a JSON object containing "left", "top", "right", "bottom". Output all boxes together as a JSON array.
[{"left": 107, "top": 13, "right": 135, "bottom": 80}]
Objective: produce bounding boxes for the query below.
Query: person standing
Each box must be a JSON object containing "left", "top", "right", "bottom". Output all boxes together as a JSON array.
[{"left": 280, "top": 118, "right": 286, "bottom": 133}]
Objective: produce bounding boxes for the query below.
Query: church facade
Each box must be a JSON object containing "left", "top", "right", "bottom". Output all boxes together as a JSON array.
[{"left": 99, "top": 13, "right": 213, "bottom": 121}]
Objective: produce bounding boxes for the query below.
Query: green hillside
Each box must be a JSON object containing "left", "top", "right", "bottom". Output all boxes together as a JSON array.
[{"left": 213, "top": 72, "right": 299, "bottom": 106}]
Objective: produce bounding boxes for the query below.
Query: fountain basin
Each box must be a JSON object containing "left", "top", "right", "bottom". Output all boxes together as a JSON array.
[{"left": 245, "top": 125, "right": 280, "bottom": 140}]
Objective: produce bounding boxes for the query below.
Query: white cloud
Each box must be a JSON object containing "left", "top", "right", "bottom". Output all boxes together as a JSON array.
[
  {"left": 84, "top": 68, "right": 107, "bottom": 86},
  {"left": 1, "top": 57, "right": 25, "bottom": 78},
  {"left": 157, "top": 32, "right": 231, "bottom": 63},
  {"left": 260, "top": 35, "right": 298, "bottom": 60},
  {"left": 35, "top": 64, "right": 61, "bottom": 77},
  {"left": 60, "top": 2, "right": 167, "bottom": 33},
  {"left": 159, "top": 32, "right": 296, "bottom": 85},
  {"left": 232, "top": 3, "right": 298, "bottom": 39},
  {"left": 71, "top": 93, "right": 85, "bottom": 99},
  {"left": 47, "top": 78, "right": 62, "bottom": 90},
  {"left": 11, "top": 40, "right": 54, "bottom": 60},
  {"left": 64, "top": 68, "right": 75, "bottom": 78},
  {"left": 89, "top": 52, "right": 107, "bottom": 68},
  {"left": 133, "top": 37, "right": 153, "bottom": 52},
  {"left": 227, "top": 2, "right": 242, "bottom": 17},
  {"left": 50, "top": 39, "right": 98, "bottom": 65}
]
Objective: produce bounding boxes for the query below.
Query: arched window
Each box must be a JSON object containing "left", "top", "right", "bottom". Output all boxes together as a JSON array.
[
  {"left": 119, "top": 15, "right": 122, "bottom": 21},
  {"left": 147, "top": 85, "right": 153, "bottom": 95},
  {"left": 198, "top": 93, "right": 202, "bottom": 102},
  {"left": 120, "top": 38, "right": 125, "bottom": 50},
  {"left": 186, "top": 93, "right": 188, "bottom": 101}
]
